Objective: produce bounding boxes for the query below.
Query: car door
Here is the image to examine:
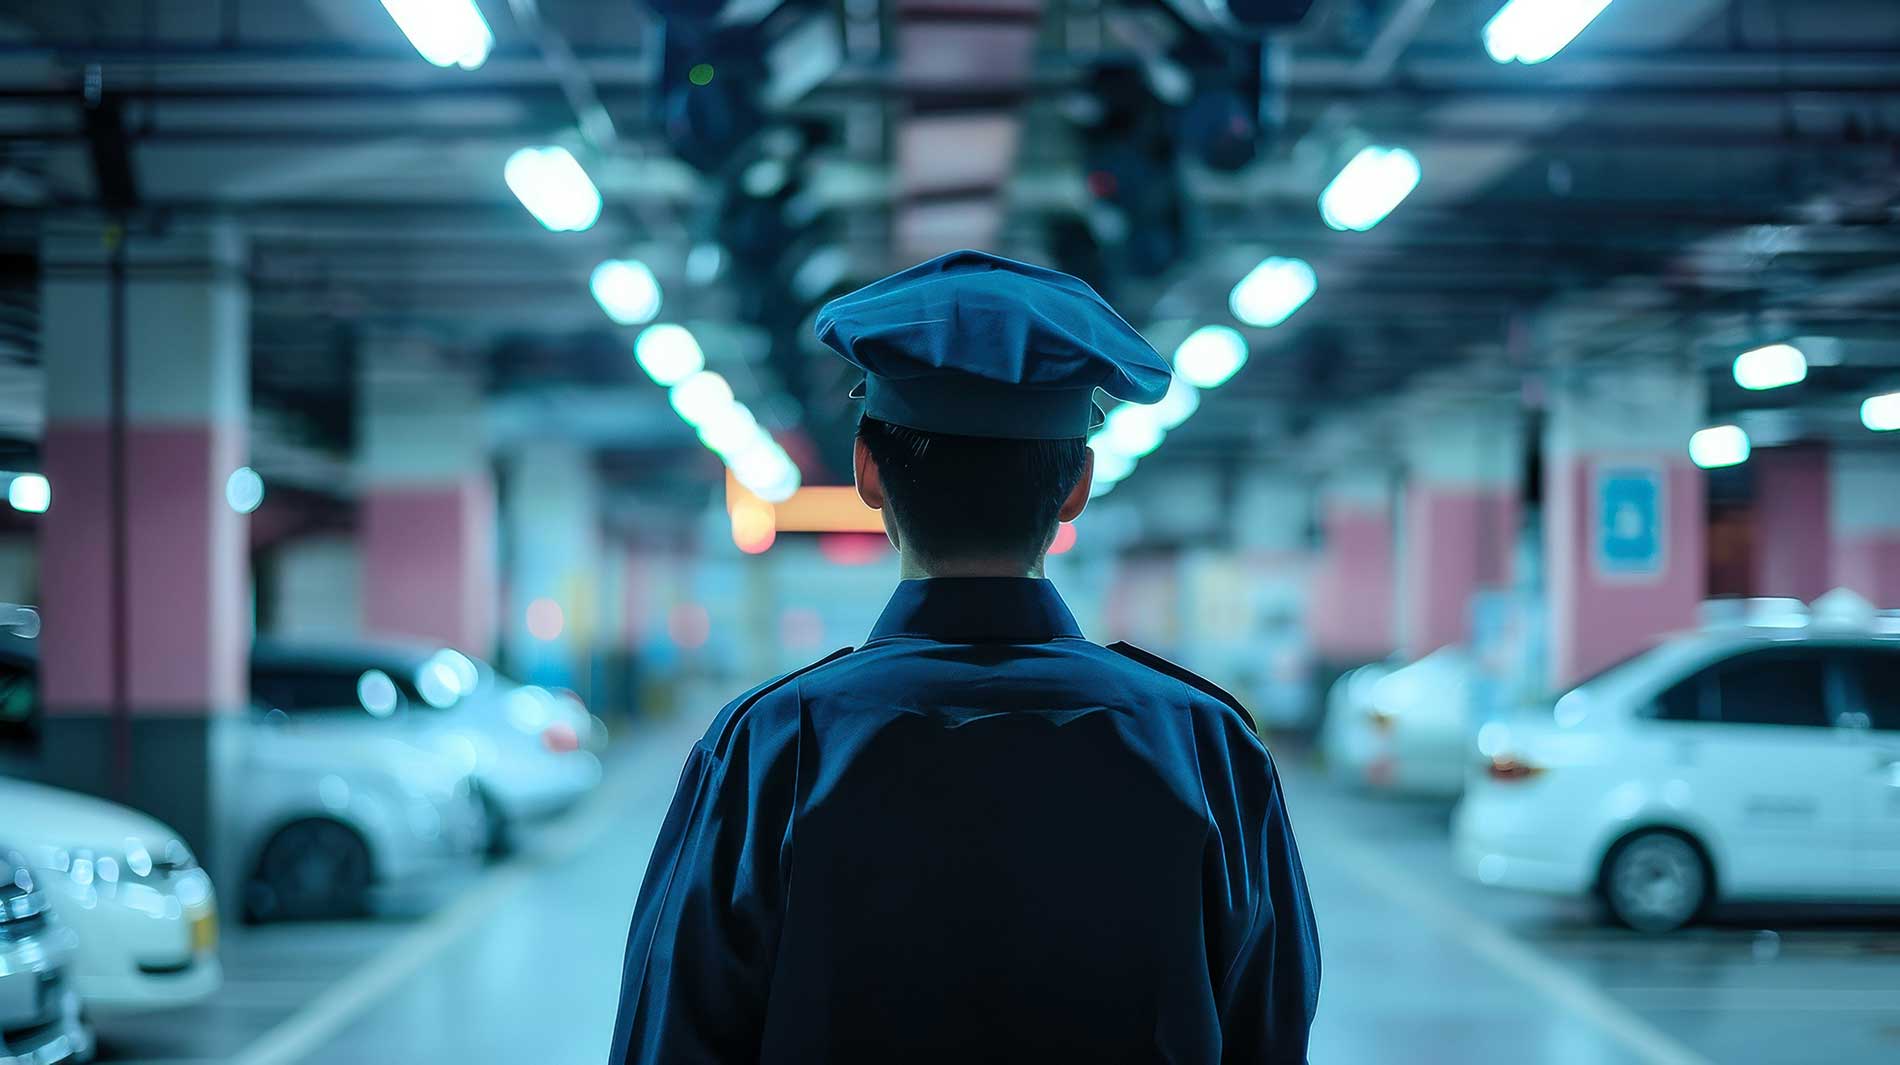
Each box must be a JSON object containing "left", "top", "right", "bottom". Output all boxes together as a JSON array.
[
  {"left": 1646, "top": 645, "right": 1862, "bottom": 898},
  {"left": 1836, "top": 645, "right": 1900, "bottom": 898}
]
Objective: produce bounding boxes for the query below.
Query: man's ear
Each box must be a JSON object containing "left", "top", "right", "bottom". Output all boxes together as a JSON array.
[
  {"left": 1057, "top": 447, "right": 1095, "bottom": 523},
  {"left": 854, "top": 436, "right": 886, "bottom": 511}
]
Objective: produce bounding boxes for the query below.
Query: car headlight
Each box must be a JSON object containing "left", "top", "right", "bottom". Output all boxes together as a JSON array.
[
  {"left": 38, "top": 838, "right": 210, "bottom": 914},
  {"left": 1, "top": 852, "right": 51, "bottom": 925}
]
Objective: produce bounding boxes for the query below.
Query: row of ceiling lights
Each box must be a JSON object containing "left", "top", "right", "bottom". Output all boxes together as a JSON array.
[
  {"left": 1687, "top": 344, "right": 1900, "bottom": 470},
  {"left": 379, "top": 0, "right": 802, "bottom": 504}
]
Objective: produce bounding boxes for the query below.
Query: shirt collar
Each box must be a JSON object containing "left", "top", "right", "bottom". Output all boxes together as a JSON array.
[{"left": 868, "top": 578, "right": 1084, "bottom": 644}]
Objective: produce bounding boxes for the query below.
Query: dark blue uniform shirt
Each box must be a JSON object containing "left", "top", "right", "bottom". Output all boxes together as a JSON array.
[{"left": 609, "top": 577, "right": 1320, "bottom": 1063}]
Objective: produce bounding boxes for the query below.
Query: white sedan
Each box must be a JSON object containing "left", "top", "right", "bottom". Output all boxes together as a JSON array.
[
  {"left": 1323, "top": 650, "right": 1472, "bottom": 797},
  {"left": 0, "top": 777, "right": 221, "bottom": 1015},
  {"left": 1455, "top": 618, "right": 1900, "bottom": 932}
]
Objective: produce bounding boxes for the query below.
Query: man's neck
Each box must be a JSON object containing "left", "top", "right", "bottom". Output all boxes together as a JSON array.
[{"left": 898, "top": 551, "right": 1044, "bottom": 580}]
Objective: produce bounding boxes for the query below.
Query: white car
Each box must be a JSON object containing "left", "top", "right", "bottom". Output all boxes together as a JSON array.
[
  {"left": 1323, "top": 650, "right": 1472, "bottom": 797},
  {"left": 251, "top": 641, "right": 603, "bottom": 854},
  {"left": 233, "top": 726, "right": 490, "bottom": 922},
  {"left": 0, "top": 777, "right": 221, "bottom": 1015},
  {"left": 0, "top": 848, "right": 90, "bottom": 1064},
  {"left": 1455, "top": 609, "right": 1900, "bottom": 932}
]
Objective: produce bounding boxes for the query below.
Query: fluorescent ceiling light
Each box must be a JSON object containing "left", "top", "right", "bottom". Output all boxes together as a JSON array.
[
  {"left": 1731, "top": 343, "right": 1807, "bottom": 391},
  {"left": 1861, "top": 391, "right": 1900, "bottom": 432},
  {"left": 1098, "top": 404, "right": 1165, "bottom": 459},
  {"left": 1689, "top": 425, "right": 1751, "bottom": 469},
  {"left": 225, "top": 467, "right": 265, "bottom": 514},
  {"left": 1482, "top": 0, "right": 1614, "bottom": 65},
  {"left": 6, "top": 473, "right": 48, "bottom": 514},
  {"left": 1229, "top": 258, "right": 1316, "bottom": 329},
  {"left": 634, "top": 324, "right": 705, "bottom": 387},
  {"left": 668, "top": 371, "right": 735, "bottom": 427},
  {"left": 380, "top": 0, "right": 494, "bottom": 70},
  {"left": 503, "top": 147, "right": 602, "bottom": 232},
  {"left": 1151, "top": 375, "right": 1202, "bottom": 430},
  {"left": 591, "top": 260, "right": 663, "bottom": 325},
  {"left": 1319, "top": 146, "right": 1421, "bottom": 232},
  {"left": 1174, "top": 325, "right": 1250, "bottom": 388}
]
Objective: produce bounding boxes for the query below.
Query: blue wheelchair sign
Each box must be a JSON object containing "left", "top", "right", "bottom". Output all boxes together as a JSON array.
[{"left": 1594, "top": 465, "right": 1665, "bottom": 579}]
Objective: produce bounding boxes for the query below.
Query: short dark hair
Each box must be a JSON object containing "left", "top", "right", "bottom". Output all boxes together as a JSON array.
[{"left": 857, "top": 416, "right": 1088, "bottom": 566}]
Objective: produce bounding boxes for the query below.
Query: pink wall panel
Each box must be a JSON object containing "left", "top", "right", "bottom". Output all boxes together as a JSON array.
[
  {"left": 1308, "top": 505, "right": 1396, "bottom": 661},
  {"left": 1751, "top": 446, "right": 1831, "bottom": 602},
  {"left": 1548, "top": 458, "right": 1706, "bottom": 688},
  {"left": 361, "top": 480, "right": 498, "bottom": 654},
  {"left": 41, "top": 423, "right": 245, "bottom": 714},
  {"left": 1833, "top": 536, "right": 1900, "bottom": 608},
  {"left": 1401, "top": 488, "right": 1517, "bottom": 658}
]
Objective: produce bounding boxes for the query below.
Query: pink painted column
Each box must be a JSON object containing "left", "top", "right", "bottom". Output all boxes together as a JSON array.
[
  {"left": 1399, "top": 407, "right": 1521, "bottom": 659},
  {"left": 1307, "top": 469, "right": 1397, "bottom": 663},
  {"left": 358, "top": 349, "right": 498, "bottom": 655},
  {"left": 1545, "top": 366, "right": 1707, "bottom": 689},
  {"left": 1829, "top": 450, "right": 1900, "bottom": 607},
  {"left": 1752, "top": 445, "right": 1831, "bottom": 601},
  {"left": 36, "top": 220, "right": 249, "bottom": 872}
]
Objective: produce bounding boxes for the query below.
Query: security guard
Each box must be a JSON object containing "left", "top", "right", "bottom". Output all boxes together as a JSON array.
[{"left": 609, "top": 251, "right": 1320, "bottom": 1064}]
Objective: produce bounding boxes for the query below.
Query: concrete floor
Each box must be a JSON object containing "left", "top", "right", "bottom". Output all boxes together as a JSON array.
[{"left": 95, "top": 703, "right": 1900, "bottom": 1065}]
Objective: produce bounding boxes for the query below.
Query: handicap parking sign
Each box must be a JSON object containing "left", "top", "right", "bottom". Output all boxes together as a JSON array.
[{"left": 1594, "top": 465, "right": 1665, "bottom": 579}]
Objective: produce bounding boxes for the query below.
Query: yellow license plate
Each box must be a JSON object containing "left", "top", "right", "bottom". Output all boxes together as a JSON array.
[{"left": 191, "top": 914, "right": 219, "bottom": 953}]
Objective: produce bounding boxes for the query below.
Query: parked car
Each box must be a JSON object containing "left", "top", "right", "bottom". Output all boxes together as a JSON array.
[
  {"left": 1455, "top": 601, "right": 1900, "bottom": 932},
  {"left": 235, "top": 724, "right": 490, "bottom": 922},
  {"left": 0, "top": 848, "right": 91, "bottom": 1065},
  {"left": 0, "top": 642, "right": 487, "bottom": 927},
  {"left": 251, "top": 640, "right": 603, "bottom": 854},
  {"left": 1322, "top": 650, "right": 1472, "bottom": 797},
  {"left": 0, "top": 774, "right": 221, "bottom": 1016}
]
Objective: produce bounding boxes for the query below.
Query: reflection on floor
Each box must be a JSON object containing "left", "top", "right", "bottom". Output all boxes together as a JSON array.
[{"left": 94, "top": 705, "right": 1900, "bottom": 1065}]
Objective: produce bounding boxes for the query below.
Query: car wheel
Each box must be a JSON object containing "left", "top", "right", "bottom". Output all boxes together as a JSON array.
[
  {"left": 246, "top": 820, "right": 373, "bottom": 923},
  {"left": 474, "top": 785, "right": 513, "bottom": 861},
  {"left": 1602, "top": 830, "right": 1709, "bottom": 933}
]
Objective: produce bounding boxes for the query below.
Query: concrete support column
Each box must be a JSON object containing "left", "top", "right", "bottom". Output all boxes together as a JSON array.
[
  {"left": 1752, "top": 445, "right": 1831, "bottom": 602},
  {"left": 358, "top": 348, "right": 497, "bottom": 654},
  {"left": 1545, "top": 364, "right": 1706, "bottom": 689},
  {"left": 38, "top": 220, "right": 249, "bottom": 870},
  {"left": 502, "top": 442, "right": 601, "bottom": 692},
  {"left": 1307, "top": 468, "right": 1397, "bottom": 664},
  {"left": 1399, "top": 406, "right": 1522, "bottom": 658},
  {"left": 1829, "top": 450, "right": 1900, "bottom": 607}
]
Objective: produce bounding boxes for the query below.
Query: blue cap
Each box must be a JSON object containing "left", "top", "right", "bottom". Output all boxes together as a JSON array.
[{"left": 814, "top": 250, "right": 1172, "bottom": 440}]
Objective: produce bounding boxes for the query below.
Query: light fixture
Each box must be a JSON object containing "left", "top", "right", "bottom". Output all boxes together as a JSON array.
[
  {"left": 1861, "top": 391, "right": 1900, "bottom": 432},
  {"left": 668, "top": 371, "right": 735, "bottom": 427},
  {"left": 1175, "top": 325, "right": 1250, "bottom": 388},
  {"left": 634, "top": 324, "right": 705, "bottom": 386},
  {"left": 1099, "top": 404, "right": 1165, "bottom": 459},
  {"left": 1731, "top": 343, "right": 1808, "bottom": 391},
  {"left": 380, "top": 0, "right": 494, "bottom": 70},
  {"left": 1229, "top": 257, "right": 1316, "bottom": 328},
  {"left": 6, "top": 474, "right": 48, "bottom": 514},
  {"left": 730, "top": 443, "right": 801, "bottom": 503},
  {"left": 1091, "top": 447, "right": 1137, "bottom": 484},
  {"left": 503, "top": 147, "right": 602, "bottom": 232},
  {"left": 1151, "top": 375, "right": 1202, "bottom": 429},
  {"left": 1689, "top": 424, "right": 1751, "bottom": 469},
  {"left": 224, "top": 467, "right": 265, "bottom": 514},
  {"left": 696, "top": 403, "right": 763, "bottom": 459},
  {"left": 591, "top": 260, "right": 663, "bottom": 325},
  {"left": 1482, "top": 0, "right": 1613, "bottom": 65},
  {"left": 1319, "top": 146, "right": 1421, "bottom": 232}
]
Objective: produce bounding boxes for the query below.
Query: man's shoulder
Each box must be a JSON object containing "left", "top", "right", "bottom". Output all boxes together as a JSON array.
[
  {"left": 1096, "top": 641, "right": 1262, "bottom": 738},
  {"left": 697, "top": 646, "right": 859, "bottom": 760}
]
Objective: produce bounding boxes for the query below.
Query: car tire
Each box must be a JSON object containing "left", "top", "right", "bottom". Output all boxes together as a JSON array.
[
  {"left": 1601, "top": 830, "right": 1710, "bottom": 934},
  {"left": 245, "top": 819, "right": 374, "bottom": 923},
  {"left": 474, "top": 785, "right": 513, "bottom": 862}
]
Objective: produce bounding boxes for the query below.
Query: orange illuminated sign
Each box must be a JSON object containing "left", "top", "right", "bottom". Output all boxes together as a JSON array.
[{"left": 725, "top": 472, "right": 886, "bottom": 535}]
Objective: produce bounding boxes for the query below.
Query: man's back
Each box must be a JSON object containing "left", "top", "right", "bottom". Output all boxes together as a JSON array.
[{"left": 611, "top": 578, "right": 1320, "bottom": 1064}]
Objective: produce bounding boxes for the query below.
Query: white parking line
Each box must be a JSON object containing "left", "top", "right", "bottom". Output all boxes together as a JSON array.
[
  {"left": 1305, "top": 822, "right": 1716, "bottom": 1065},
  {"left": 225, "top": 737, "right": 672, "bottom": 1065}
]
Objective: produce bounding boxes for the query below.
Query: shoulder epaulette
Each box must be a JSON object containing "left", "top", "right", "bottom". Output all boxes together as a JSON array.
[
  {"left": 1105, "top": 641, "right": 1259, "bottom": 734},
  {"left": 706, "top": 646, "right": 856, "bottom": 758}
]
